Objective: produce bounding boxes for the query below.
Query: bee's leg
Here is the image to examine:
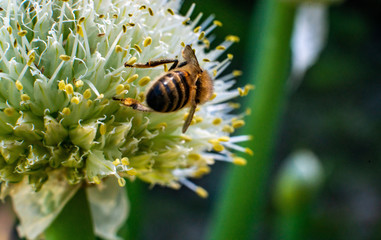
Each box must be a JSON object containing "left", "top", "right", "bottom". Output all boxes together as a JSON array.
[
  {"left": 125, "top": 59, "right": 178, "bottom": 68},
  {"left": 113, "top": 97, "right": 153, "bottom": 112}
]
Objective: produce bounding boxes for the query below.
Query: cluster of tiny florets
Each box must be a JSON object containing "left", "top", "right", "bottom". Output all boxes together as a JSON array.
[{"left": 0, "top": 0, "right": 252, "bottom": 198}]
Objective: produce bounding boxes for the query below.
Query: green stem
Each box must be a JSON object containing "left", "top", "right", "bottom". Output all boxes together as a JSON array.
[
  {"left": 45, "top": 187, "right": 95, "bottom": 240},
  {"left": 206, "top": 1, "right": 296, "bottom": 240}
]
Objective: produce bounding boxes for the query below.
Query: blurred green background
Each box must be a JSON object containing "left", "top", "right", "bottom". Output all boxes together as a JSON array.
[{"left": 134, "top": 0, "right": 381, "bottom": 240}]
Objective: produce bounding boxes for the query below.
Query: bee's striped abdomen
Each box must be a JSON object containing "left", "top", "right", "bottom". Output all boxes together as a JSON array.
[{"left": 146, "top": 71, "right": 190, "bottom": 112}]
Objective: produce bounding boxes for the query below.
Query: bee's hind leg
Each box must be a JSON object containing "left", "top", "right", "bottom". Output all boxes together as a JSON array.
[{"left": 113, "top": 97, "right": 152, "bottom": 112}]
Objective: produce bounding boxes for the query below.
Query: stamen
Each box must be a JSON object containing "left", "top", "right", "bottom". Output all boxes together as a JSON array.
[
  {"left": 127, "top": 74, "right": 138, "bottom": 83},
  {"left": 62, "top": 107, "right": 71, "bottom": 115},
  {"left": 75, "top": 80, "right": 84, "bottom": 88},
  {"left": 138, "top": 76, "right": 151, "bottom": 86},
  {"left": 71, "top": 97, "right": 80, "bottom": 104},
  {"left": 99, "top": 124, "right": 106, "bottom": 135}
]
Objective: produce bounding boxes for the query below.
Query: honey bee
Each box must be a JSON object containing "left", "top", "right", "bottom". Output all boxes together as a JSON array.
[{"left": 114, "top": 45, "right": 213, "bottom": 133}]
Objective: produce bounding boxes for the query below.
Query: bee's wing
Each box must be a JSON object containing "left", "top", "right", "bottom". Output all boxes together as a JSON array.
[
  {"left": 183, "top": 45, "right": 202, "bottom": 72},
  {"left": 182, "top": 102, "right": 197, "bottom": 133}
]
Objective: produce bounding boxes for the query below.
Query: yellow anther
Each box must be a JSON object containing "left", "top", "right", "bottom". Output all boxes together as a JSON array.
[
  {"left": 167, "top": 8, "right": 175, "bottom": 15},
  {"left": 71, "top": 96, "right": 80, "bottom": 104},
  {"left": 193, "top": 166, "right": 211, "bottom": 177},
  {"left": 225, "top": 35, "right": 240, "bottom": 42},
  {"left": 96, "top": 93, "right": 104, "bottom": 99},
  {"left": 195, "top": 116, "right": 203, "bottom": 123},
  {"left": 232, "top": 119, "right": 245, "bottom": 128},
  {"left": 65, "top": 84, "right": 74, "bottom": 94},
  {"left": 137, "top": 92, "right": 145, "bottom": 102},
  {"left": 21, "top": 94, "right": 30, "bottom": 101},
  {"left": 203, "top": 58, "right": 210, "bottom": 62},
  {"left": 121, "top": 157, "right": 130, "bottom": 165},
  {"left": 116, "top": 84, "right": 125, "bottom": 94},
  {"left": 17, "top": 30, "right": 27, "bottom": 37},
  {"left": 143, "top": 36, "right": 152, "bottom": 47},
  {"left": 188, "top": 153, "right": 201, "bottom": 161},
  {"left": 233, "top": 157, "right": 247, "bottom": 166},
  {"left": 222, "top": 125, "right": 234, "bottom": 133},
  {"left": 62, "top": 107, "right": 71, "bottom": 115},
  {"left": 58, "top": 80, "right": 66, "bottom": 90},
  {"left": 169, "top": 182, "right": 181, "bottom": 190},
  {"left": 127, "top": 168, "right": 137, "bottom": 176},
  {"left": 195, "top": 186, "right": 208, "bottom": 198},
  {"left": 213, "top": 20, "right": 223, "bottom": 27},
  {"left": 112, "top": 158, "right": 121, "bottom": 166},
  {"left": 59, "top": 55, "right": 71, "bottom": 61},
  {"left": 128, "top": 22, "right": 135, "bottom": 27},
  {"left": 216, "top": 45, "right": 226, "bottom": 50},
  {"left": 27, "top": 51, "right": 35, "bottom": 66},
  {"left": 182, "top": 18, "right": 190, "bottom": 25},
  {"left": 156, "top": 122, "right": 167, "bottom": 129},
  {"left": 218, "top": 136, "right": 230, "bottom": 142},
  {"left": 99, "top": 14, "right": 105, "bottom": 19},
  {"left": 13, "top": 39, "right": 17, "bottom": 48},
  {"left": 118, "top": 178, "right": 126, "bottom": 187},
  {"left": 233, "top": 70, "right": 243, "bottom": 77},
  {"left": 213, "top": 143, "right": 225, "bottom": 152},
  {"left": 126, "top": 57, "right": 137, "bottom": 66},
  {"left": 122, "top": 24, "right": 127, "bottom": 33},
  {"left": 198, "top": 31, "right": 205, "bottom": 40},
  {"left": 213, "top": 69, "right": 217, "bottom": 77},
  {"left": 87, "top": 100, "right": 93, "bottom": 107},
  {"left": 208, "top": 139, "right": 219, "bottom": 144},
  {"left": 115, "top": 45, "right": 123, "bottom": 53},
  {"left": 124, "top": 84, "right": 130, "bottom": 91},
  {"left": 93, "top": 176, "right": 101, "bottom": 184},
  {"left": 17, "top": 22, "right": 21, "bottom": 31},
  {"left": 78, "top": 16, "right": 85, "bottom": 24},
  {"left": 138, "top": 76, "right": 151, "bottom": 86},
  {"left": 112, "top": 14, "right": 118, "bottom": 19},
  {"left": 76, "top": 24, "right": 84, "bottom": 37},
  {"left": 245, "top": 84, "right": 255, "bottom": 90},
  {"left": 246, "top": 108, "right": 252, "bottom": 115},
  {"left": 210, "top": 92, "right": 217, "bottom": 101},
  {"left": 227, "top": 54, "right": 234, "bottom": 60},
  {"left": 83, "top": 89, "right": 91, "bottom": 99},
  {"left": 7, "top": 26, "right": 12, "bottom": 34},
  {"left": 99, "top": 123, "right": 107, "bottom": 135},
  {"left": 193, "top": 26, "right": 201, "bottom": 33},
  {"left": 148, "top": 7, "right": 154, "bottom": 16},
  {"left": 128, "top": 13, "right": 133, "bottom": 17},
  {"left": 15, "top": 80, "right": 23, "bottom": 90},
  {"left": 181, "top": 42, "right": 186, "bottom": 47},
  {"left": 203, "top": 39, "right": 210, "bottom": 48},
  {"left": 75, "top": 80, "right": 84, "bottom": 88},
  {"left": 180, "top": 135, "right": 192, "bottom": 142},
  {"left": 245, "top": 148, "right": 254, "bottom": 156},
  {"left": 4, "top": 108, "right": 14, "bottom": 116},
  {"left": 228, "top": 102, "right": 241, "bottom": 109},
  {"left": 212, "top": 117, "right": 222, "bottom": 125},
  {"left": 134, "top": 44, "right": 142, "bottom": 53},
  {"left": 164, "top": 64, "right": 168, "bottom": 72},
  {"left": 139, "top": 5, "right": 146, "bottom": 10}
]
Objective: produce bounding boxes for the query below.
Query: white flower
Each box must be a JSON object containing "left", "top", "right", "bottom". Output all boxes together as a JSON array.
[{"left": 0, "top": 0, "right": 252, "bottom": 239}]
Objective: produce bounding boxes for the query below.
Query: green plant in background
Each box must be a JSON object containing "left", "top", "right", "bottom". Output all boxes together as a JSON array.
[{"left": 0, "top": 0, "right": 251, "bottom": 239}]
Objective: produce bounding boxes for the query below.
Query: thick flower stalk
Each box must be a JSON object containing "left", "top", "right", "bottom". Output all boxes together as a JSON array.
[{"left": 0, "top": 0, "right": 251, "bottom": 238}]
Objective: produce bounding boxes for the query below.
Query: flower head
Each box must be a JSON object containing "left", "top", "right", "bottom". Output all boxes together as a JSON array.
[{"left": 0, "top": 0, "right": 251, "bottom": 238}]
